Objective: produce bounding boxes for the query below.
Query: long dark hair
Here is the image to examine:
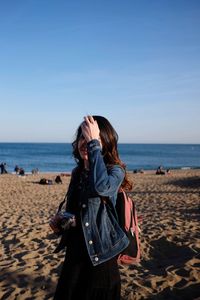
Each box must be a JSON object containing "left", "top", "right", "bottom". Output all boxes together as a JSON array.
[{"left": 72, "top": 116, "right": 132, "bottom": 190}]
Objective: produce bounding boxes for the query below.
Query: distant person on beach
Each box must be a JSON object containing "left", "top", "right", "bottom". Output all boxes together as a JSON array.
[
  {"left": 32, "top": 168, "right": 39, "bottom": 174},
  {"left": 14, "top": 165, "right": 20, "bottom": 174},
  {"left": 38, "top": 176, "right": 62, "bottom": 185},
  {"left": 53, "top": 115, "right": 132, "bottom": 300},
  {"left": 166, "top": 168, "right": 171, "bottom": 175},
  {"left": 156, "top": 165, "right": 165, "bottom": 175},
  {"left": 19, "top": 168, "right": 25, "bottom": 176},
  {"left": 0, "top": 163, "right": 8, "bottom": 174},
  {"left": 39, "top": 178, "right": 53, "bottom": 185},
  {"left": 55, "top": 175, "right": 62, "bottom": 184},
  {"left": 133, "top": 169, "right": 144, "bottom": 174}
]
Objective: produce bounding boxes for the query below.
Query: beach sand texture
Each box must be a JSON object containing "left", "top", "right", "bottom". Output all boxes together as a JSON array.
[{"left": 0, "top": 170, "right": 200, "bottom": 300}]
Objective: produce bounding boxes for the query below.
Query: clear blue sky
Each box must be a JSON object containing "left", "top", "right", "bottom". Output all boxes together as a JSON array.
[{"left": 0, "top": 0, "right": 200, "bottom": 143}]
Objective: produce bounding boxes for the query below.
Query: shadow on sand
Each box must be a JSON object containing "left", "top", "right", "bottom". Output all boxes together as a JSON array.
[
  {"left": 140, "top": 236, "right": 195, "bottom": 276},
  {"left": 167, "top": 176, "right": 200, "bottom": 189},
  {"left": 148, "top": 283, "right": 200, "bottom": 300},
  {"left": 128, "top": 236, "right": 200, "bottom": 300},
  {"left": 0, "top": 269, "right": 56, "bottom": 300}
]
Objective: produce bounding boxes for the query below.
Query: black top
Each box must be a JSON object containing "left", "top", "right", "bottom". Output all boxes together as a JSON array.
[{"left": 66, "top": 169, "right": 90, "bottom": 262}]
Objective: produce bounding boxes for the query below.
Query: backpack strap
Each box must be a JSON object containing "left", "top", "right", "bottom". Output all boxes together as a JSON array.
[
  {"left": 57, "top": 192, "right": 68, "bottom": 213},
  {"left": 130, "top": 200, "right": 141, "bottom": 262},
  {"left": 118, "top": 187, "right": 123, "bottom": 193},
  {"left": 121, "top": 190, "right": 133, "bottom": 231}
]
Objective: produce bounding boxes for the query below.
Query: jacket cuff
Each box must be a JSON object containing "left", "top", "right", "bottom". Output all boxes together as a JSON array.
[{"left": 87, "top": 139, "right": 101, "bottom": 151}]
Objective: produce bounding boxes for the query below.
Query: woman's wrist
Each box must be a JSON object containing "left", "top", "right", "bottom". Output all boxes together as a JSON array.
[
  {"left": 87, "top": 138, "right": 100, "bottom": 145},
  {"left": 86, "top": 135, "right": 100, "bottom": 142}
]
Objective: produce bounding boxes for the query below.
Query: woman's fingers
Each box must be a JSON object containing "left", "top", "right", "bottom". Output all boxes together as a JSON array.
[
  {"left": 88, "top": 115, "right": 95, "bottom": 123},
  {"left": 84, "top": 116, "right": 93, "bottom": 125},
  {"left": 84, "top": 115, "right": 95, "bottom": 124}
]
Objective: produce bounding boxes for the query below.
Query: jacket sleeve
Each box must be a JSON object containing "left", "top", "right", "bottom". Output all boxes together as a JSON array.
[{"left": 87, "top": 139, "right": 125, "bottom": 197}]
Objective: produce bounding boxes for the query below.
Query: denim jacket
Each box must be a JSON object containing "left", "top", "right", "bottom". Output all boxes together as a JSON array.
[{"left": 56, "top": 139, "right": 129, "bottom": 266}]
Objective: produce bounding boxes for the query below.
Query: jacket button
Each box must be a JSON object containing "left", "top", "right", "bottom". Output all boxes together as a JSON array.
[
  {"left": 94, "top": 257, "right": 99, "bottom": 262},
  {"left": 89, "top": 240, "right": 93, "bottom": 245},
  {"left": 82, "top": 204, "right": 86, "bottom": 208},
  {"left": 85, "top": 222, "right": 89, "bottom": 227}
]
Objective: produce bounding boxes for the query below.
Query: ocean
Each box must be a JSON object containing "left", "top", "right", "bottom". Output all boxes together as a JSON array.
[{"left": 0, "top": 143, "right": 200, "bottom": 173}]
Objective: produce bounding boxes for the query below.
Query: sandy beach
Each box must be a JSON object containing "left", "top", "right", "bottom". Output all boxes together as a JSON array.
[{"left": 0, "top": 170, "right": 200, "bottom": 300}]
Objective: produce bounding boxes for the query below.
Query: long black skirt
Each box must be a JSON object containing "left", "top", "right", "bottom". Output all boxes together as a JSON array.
[{"left": 53, "top": 255, "right": 121, "bottom": 300}]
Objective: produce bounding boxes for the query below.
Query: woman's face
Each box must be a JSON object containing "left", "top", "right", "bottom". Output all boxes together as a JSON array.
[
  {"left": 77, "top": 132, "right": 103, "bottom": 162},
  {"left": 78, "top": 134, "right": 88, "bottom": 161}
]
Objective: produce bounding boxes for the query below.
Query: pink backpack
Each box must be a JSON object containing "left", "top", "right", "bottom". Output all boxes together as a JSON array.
[{"left": 116, "top": 190, "right": 141, "bottom": 264}]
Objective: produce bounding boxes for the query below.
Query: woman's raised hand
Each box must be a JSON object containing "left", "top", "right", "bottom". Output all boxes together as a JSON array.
[{"left": 81, "top": 116, "right": 100, "bottom": 143}]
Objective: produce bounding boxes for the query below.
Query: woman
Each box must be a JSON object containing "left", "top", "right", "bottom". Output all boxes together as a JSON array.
[{"left": 54, "top": 115, "right": 132, "bottom": 300}]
